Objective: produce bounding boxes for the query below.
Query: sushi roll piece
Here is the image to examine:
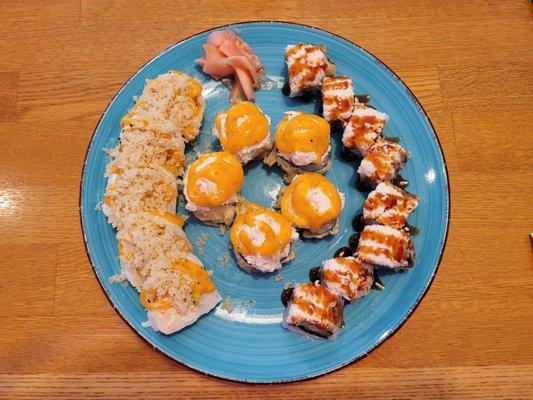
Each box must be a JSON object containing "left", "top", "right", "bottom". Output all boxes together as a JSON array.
[
  {"left": 102, "top": 166, "right": 177, "bottom": 229},
  {"left": 357, "top": 137, "right": 409, "bottom": 187},
  {"left": 356, "top": 224, "right": 416, "bottom": 270},
  {"left": 213, "top": 101, "right": 272, "bottom": 164},
  {"left": 267, "top": 111, "right": 331, "bottom": 181},
  {"left": 321, "top": 76, "right": 355, "bottom": 124},
  {"left": 285, "top": 44, "right": 336, "bottom": 97},
  {"left": 280, "top": 173, "right": 344, "bottom": 238},
  {"left": 121, "top": 71, "right": 204, "bottom": 143},
  {"left": 116, "top": 211, "right": 192, "bottom": 288},
  {"left": 184, "top": 151, "right": 244, "bottom": 226},
  {"left": 139, "top": 253, "right": 222, "bottom": 335},
  {"left": 363, "top": 182, "right": 420, "bottom": 229},
  {"left": 281, "top": 282, "right": 344, "bottom": 340},
  {"left": 106, "top": 127, "right": 185, "bottom": 177},
  {"left": 310, "top": 256, "right": 374, "bottom": 302},
  {"left": 342, "top": 104, "right": 389, "bottom": 157},
  {"left": 229, "top": 203, "right": 298, "bottom": 273}
]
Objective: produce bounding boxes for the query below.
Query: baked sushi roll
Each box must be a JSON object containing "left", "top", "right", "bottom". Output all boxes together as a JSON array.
[
  {"left": 121, "top": 71, "right": 204, "bottom": 143},
  {"left": 310, "top": 256, "right": 374, "bottom": 302},
  {"left": 229, "top": 203, "right": 298, "bottom": 273},
  {"left": 213, "top": 101, "right": 272, "bottom": 164},
  {"left": 139, "top": 253, "right": 222, "bottom": 335},
  {"left": 356, "top": 224, "right": 415, "bottom": 270},
  {"left": 322, "top": 76, "right": 355, "bottom": 124},
  {"left": 363, "top": 182, "right": 420, "bottom": 229},
  {"left": 285, "top": 44, "right": 335, "bottom": 97},
  {"left": 184, "top": 151, "right": 244, "bottom": 226},
  {"left": 116, "top": 211, "right": 191, "bottom": 288},
  {"left": 280, "top": 173, "right": 344, "bottom": 238},
  {"left": 342, "top": 104, "right": 389, "bottom": 157},
  {"left": 266, "top": 111, "right": 331, "bottom": 181},
  {"left": 102, "top": 166, "right": 177, "bottom": 229},
  {"left": 357, "top": 137, "right": 409, "bottom": 187},
  {"left": 281, "top": 282, "right": 344, "bottom": 340},
  {"left": 106, "top": 127, "right": 185, "bottom": 177}
]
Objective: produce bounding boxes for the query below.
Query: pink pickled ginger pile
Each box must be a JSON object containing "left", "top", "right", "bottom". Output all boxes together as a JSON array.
[{"left": 195, "top": 31, "right": 265, "bottom": 102}]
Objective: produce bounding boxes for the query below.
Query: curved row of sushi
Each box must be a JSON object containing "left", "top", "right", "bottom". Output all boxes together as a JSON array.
[
  {"left": 279, "top": 43, "right": 420, "bottom": 340},
  {"left": 102, "top": 71, "right": 223, "bottom": 335}
]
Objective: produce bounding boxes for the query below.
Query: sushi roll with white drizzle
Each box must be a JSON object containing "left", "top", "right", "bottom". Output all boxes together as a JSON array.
[
  {"left": 102, "top": 166, "right": 177, "bottom": 229},
  {"left": 357, "top": 137, "right": 409, "bottom": 187},
  {"left": 285, "top": 44, "right": 336, "bottom": 97},
  {"left": 267, "top": 111, "right": 331, "bottom": 181},
  {"left": 356, "top": 225, "right": 415, "bottom": 270},
  {"left": 184, "top": 151, "right": 244, "bottom": 226},
  {"left": 280, "top": 173, "right": 344, "bottom": 239},
  {"left": 230, "top": 203, "right": 298, "bottom": 273},
  {"left": 281, "top": 282, "right": 344, "bottom": 340},
  {"left": 363, "top": 182, "right": 419, "bottom": 229},
  {"left": 213, "top": 101, "right": 272, "bottom": 164},
  {"left": 309, "top": 256, "right": 374, "bottom": 302},
  {"left": 321, "top": 76, "right": 355, "bottom": 124},
  {"left": 342, "top": 104, "right": 389, "bottom": 157}
]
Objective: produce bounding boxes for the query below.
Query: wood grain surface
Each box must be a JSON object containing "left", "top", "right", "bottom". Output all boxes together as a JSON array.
[{"left": 1, "top": 1, "right": 532, "bottom": 398}]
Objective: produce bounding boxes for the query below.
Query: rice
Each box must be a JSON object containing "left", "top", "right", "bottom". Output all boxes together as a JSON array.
[
  {"left": 102, "top": 166, "right": 177, "bottom": 229},
  {"left": 106, "top": 126, "right": 185, "bottom": 176},
  {"left": 121, "top": 71, "right": 205, "bottom": 142}
]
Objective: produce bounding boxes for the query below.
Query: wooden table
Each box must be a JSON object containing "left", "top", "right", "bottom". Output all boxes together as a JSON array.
[{"left": 1, "top": 1, "right": 532, "bottom": 398}]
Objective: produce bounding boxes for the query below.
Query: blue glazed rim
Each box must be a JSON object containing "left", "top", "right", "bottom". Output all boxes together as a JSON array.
[{"left": 80, "top": 20, "right": 450, "bottom": 383}]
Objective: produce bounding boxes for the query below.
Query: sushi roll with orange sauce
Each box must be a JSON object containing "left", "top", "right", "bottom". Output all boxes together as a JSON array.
[
  {"left": 357, "top": 137, "right": 409, "bottom": 187},
  {"left": 342, "top": 104, "right": 389, "bottom": 157}
]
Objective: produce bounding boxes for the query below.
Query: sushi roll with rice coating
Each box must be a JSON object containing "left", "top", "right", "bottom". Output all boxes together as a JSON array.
[
  {"left": 106, "top": 126, "right": 185, "bottom": 177},
  {"left": 363, "top": 182, "right": 419, "bottom": 229},
  {"left": 213, "top": 101, "right": 272, "bottom": 164},
  {"left": 310, "top": 256, "right": 374, "bottom": 302},
  {"left": 285, "top": 44, "right": 336, "bottom": 97},
  {"left": 321, "top": 76, "right": 355, "bottom": 124},
  {"left": 356, "top": 224, "right": 415, "bottom": 270},
  {"left": 281, "top": 282, "right": 344, "bottom": 340},
  {"left": 184, "top": 151, "right": 244, "bottom": 226},
  {"left": 229, "top": 203, "right": 298, "bottom": 273},
  {"left": 342, "top": 104, "right": 389, "bottom": 158},
  {"left": 357, "top": 137, "right": 409, "bottom": 187},
  {"left": 139, "top": 253, "right": 221, "bottom": 335},
  {"left": 102, "top": 166, "right": 177, "bottom": 229},
  {"left": 121, "top": 71, "right": 204, "bottom": 143}
]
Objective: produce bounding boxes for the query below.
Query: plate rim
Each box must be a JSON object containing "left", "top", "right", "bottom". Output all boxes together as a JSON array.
[{"left": 79, "top": 20, "right": 451, "bottom": 383}]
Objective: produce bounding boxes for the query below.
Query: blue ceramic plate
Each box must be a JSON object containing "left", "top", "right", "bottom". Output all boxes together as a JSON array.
[{"left": 81, "top": 21, "right": 449, "bottom": 383}]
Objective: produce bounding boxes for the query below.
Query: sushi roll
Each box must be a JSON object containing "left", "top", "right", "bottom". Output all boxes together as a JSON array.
[
  {"left": 357, "top": 137, "right": 409, "bottom": 187},
  {"left": 102, "top": 166, "right": 177, "bottom": 229},
  {"left": 229, "top": 203, "right": 298, "bottom": 273},
  {"left": 116, "top": 211, "right": 192, "bottom": 288},
  {"left": 280, "top": 173, "right": 344, "bottom": 238},
  {"left": 342, "top": 104, "right": 389, "bottom": 157},
  {"left": 184, "top": 151, "right": 244, "bottom": 226},
  {"left": 267, "top": 111, "right": 331, "bottom": 181},
  {"left": 356, "top": 224, "right": 415, "bottom": 270},
  {"left": 106, "top": 127, "right": 185, "bottom": 177},
  {"left": 121, "top": 71, "right": 204, "bottom": 143},
  {"left": 363, "top": 182, "right": 420, "bottom": 229},
  {"left": 285, "top": 44, "right": 335, "bottom": 97},
  {"left": 281, "top": 282, "right": 344, "bottom": 340},
  {"left": 310, "top": 256, "right": 374, "bottom": 302},
  {"left": 139, "top": 253, "right": 222, "bottom": 335},
  {"left": 321, "top": 76, "right": 355, "bottom": 124},
  {"left": 213, "top": 101, "right": 272, "bottom": 164}
]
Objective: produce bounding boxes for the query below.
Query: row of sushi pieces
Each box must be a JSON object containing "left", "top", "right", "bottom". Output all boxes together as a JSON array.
[
  {"left": 102, "top": 71, "right": 223, "bottom": 335},
  {"left": 284, "top": 43, "right": 410, "bottom": 188},
  {"left": 280, "top": 44, "right": 421, "bottom": 340}
]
